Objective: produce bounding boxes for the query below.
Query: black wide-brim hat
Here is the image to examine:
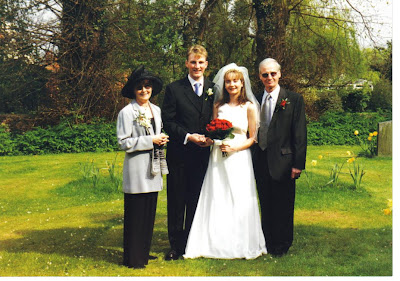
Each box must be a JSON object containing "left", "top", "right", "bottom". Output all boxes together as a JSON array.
[{"left": 121, "top": 65, "right": 163, "bottom": 99}]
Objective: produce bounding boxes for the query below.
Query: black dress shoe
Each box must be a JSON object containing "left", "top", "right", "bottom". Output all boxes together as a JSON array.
[
  {"left": 148, "top": 255, "right": 158, "bottom": 260},
  {"left": 165, "top": 250, "right": 180, "bottom": 261},
  {"left": 128, "top": 264, "right": 145, "bottom": 269},
  {"left": 269, "top": 250, "right": 287, "bottom": 257}
]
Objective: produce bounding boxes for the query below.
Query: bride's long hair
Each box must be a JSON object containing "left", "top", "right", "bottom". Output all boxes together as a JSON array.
[{"left": 216, "top": 69, "right": 249, "bottom": 108}]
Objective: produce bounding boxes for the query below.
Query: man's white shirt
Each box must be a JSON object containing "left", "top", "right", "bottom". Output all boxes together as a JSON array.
[{"left": 184, "top": 75, "right": 205, "bottom": 144}]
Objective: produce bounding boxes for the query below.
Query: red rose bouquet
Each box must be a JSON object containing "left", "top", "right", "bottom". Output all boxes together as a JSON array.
[{"left": 205, "top": 118, "right": 234, "bottom": 156}]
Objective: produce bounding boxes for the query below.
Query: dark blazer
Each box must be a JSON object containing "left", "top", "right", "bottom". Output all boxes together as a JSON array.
[
  {"left": 162, "top": 77, "right": 215, "bottom": 162},
  {"left": 256, "top": 87, "right": 307, "bottom": 181},
  {"left": 161, "top": 76, "right": 215, "bottom": 253}
]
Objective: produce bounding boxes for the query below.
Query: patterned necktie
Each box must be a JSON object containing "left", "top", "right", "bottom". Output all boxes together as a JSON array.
[
  {"left": 194, "top": 83, "right": 200, "bottom": 96},
  {"left": 258, "top": 94, "right": 272, "bottom": 150}
]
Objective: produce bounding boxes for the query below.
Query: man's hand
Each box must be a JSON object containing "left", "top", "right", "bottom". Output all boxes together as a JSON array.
[
  {"left": 199, "top": 137, "right": 213, "bottom": 147},
  {"left": 188, "top": 133, "right": 207, "bottom": 146},
  {"left": 291, "top": 168, "right": 302, "bottom": 180}
]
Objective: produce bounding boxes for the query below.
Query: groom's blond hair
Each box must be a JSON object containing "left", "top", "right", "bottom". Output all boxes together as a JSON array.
[{"left": 187, "top": 45, "right": 208, "bottom": 60}]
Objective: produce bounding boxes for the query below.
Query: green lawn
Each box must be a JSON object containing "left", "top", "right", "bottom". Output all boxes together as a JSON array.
[{"left": 0, "top": 146, "right": 392, "bottom": 276}]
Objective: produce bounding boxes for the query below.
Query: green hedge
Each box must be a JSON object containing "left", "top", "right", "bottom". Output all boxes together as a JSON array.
[
  {"left": 1, "top": 121, "right": 118, "bottom": 156},
  {"left": 307, "top": 111, "right": 391, "bottom": 145},
  {"left": 0, "top": 111, "right": 392, "bottom": 155}
]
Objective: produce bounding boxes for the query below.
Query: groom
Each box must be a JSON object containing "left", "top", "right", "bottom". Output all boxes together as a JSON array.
[
  {"left": 253, "top": 58, "right": 307, "bottom": 257},
  {"left": 162, "top": 45, "right": 214, "bottom": 260}
]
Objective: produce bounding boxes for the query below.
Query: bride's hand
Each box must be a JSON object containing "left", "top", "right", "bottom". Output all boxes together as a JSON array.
[
  {"left": 199, "top": 137, "right": 213, "bottom": 147},
  {"left": 220, "top": 144, "right": 236, "bottom": 153}
]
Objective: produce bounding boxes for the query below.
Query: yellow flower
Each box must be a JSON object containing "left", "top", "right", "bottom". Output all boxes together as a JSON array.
[
  {"left": 369, "top": 132, "right": 373, "bottom": 137},
  {"left": 354, "top": 130, "right": 359, "bottom": 135},
  {"left": 367, "top": 136, "right": 372, "bottom": 141},
  {"left": 347, "top": 157, "right": 355, "bottom": 163},
  {"left": 318, "top": 155, "right": 323, "bottom": 160},
  {"left": 387, "top": 199, "right": 392, "bottom": 208},
  {"left": 373, "top": 131, "right": 378, "bottom": 136},
  {"left": 383, "top": 208, "right": 392, "bottom": 215},
  {"left": 346, "top": 151, "right": 352, "bottom": 156},
  {"left": 311, "top": 160, "right": 317, "bottom": 166}
]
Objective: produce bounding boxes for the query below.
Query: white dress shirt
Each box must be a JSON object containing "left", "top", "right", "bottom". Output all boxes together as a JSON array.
[
  {"left": 184, "top": 75, "right": 205, "bottom": 144},
  {"left": 188, "top": 75, "right": 204, "bottom": 97}
]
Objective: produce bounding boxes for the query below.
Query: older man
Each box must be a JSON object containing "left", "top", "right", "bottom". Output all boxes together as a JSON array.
[{"left": 253, "top": 58, "right": 307, "bottom": 257}]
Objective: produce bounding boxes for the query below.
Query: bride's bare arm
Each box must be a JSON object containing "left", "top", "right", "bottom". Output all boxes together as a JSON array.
[
  {"left": 212, "top": 104, "right": 219, "bottom": 120},
  {"left": 220, "top": 103, "right": 257, "bottom": 153}
]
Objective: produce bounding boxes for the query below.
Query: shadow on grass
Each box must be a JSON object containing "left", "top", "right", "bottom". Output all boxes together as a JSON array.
[
  {"left": 1, "top": 221, "right": 392, "bottom": 275},
  {"left": 1, "top": 215, "right": 170, "bottom": 266}
]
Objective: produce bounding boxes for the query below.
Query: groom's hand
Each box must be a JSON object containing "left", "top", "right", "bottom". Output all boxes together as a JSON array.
[
  {"left": 199, "top": 137, "right": 213, "bottom": 147},
  {"left": 188, "top": 133, "right": 207, "bottom": 146}
]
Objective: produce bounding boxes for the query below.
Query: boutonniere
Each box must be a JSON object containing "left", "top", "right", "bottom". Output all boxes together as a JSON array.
[
  {"left": 205, "top": 88, "right": 214, "bottom": 101},
  {"left": 135, "top": 111, "right": 151, "bottom": 129},
  {"left": 276, "top": 98, "right": 290, "bottom": 112}
]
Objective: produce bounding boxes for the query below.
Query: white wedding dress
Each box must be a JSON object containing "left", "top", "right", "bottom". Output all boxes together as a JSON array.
[{"left": 184, "top": 102, "right": 267, "bottom": 259}]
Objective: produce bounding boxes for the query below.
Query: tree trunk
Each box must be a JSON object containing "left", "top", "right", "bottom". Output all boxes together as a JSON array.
[
  {"left": 56, "top": 0, "right": 111, "bottom": 122},
  {"left": 253, "top": 0, "right": 291, "bottom": 70}
]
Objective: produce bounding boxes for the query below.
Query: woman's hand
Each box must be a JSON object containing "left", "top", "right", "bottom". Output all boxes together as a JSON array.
[
  {"left": 153, "top": 133, "right": 169, "bottom": 146},
  {"left": 220, "top": 143, "right": 236, "bottom": 153},
  {"left": 199, "top": 137, "right": 214, "bottom": 147}
]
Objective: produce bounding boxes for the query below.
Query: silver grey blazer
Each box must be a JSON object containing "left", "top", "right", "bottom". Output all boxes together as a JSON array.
[{"left": 117, "top": 100, "right": 163, "bottom": 194}]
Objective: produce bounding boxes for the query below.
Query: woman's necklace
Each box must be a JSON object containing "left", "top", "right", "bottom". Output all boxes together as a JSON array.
[{"left": 140, "top": 103, "right": 153, "bottom": 118}]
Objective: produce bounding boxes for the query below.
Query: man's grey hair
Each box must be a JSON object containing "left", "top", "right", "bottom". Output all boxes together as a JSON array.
[{"left": 259, "top": 58, "right": 281, "bottom": 73}]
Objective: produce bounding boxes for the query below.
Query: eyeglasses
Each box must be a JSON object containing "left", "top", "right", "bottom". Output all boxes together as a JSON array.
[
  {"left": 135, "top": 83, "right": 152, "bottom": 90},
  {"left": 261, "top": 72, "right": 278, "bottom": 78}
]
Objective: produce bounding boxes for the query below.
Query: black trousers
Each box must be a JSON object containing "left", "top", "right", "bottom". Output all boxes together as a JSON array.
[
  {"left": 166, "top": 148, "right": 209, "bottom": 254},
  {"left": 254, "top": 149, "right": 296, "bottom": 254},
  {"left": 123, "top": 192, "right": 158, "bottom": 268}
]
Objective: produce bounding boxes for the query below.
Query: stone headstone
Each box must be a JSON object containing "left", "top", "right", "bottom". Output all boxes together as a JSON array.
[{"left": 377, "top": 121, "right": 392, "bottom": 156}]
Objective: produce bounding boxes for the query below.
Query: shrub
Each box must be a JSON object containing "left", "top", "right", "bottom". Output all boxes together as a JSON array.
[
  {"left": 368, "top": 78, "right": 392, "bottom": 111},
  {"left": 314, "top": 90, "right": 343, "bottom": 114},
  {"left": 0, "top": 123, "right": 15, "bottom": 155},
  {"left": 2, "top": 111, "right": 392, "bottom": 154},
  {"left": 307, "top": 111, "right": 391, "bottom": 145},
  {"left": 11, "top": 120, "right": 119, "bottom": 155},
  {"left": 341, "top": 88, "right": 372, "bottom": 112},
  {"left": 303, "top": 89, "right": 343, "bottom": 121}
]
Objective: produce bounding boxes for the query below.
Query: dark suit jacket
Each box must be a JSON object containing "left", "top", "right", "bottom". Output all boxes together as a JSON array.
[
  {"left": 162, "top": 77, "right": 214, "bottom": 163},
  {"left": 256, "top": 87, "right": 307, "bottom": 181}
]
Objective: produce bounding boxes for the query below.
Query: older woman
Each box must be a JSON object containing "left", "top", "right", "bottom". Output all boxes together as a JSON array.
[{"left": 117, "top": 65, "right": 169, "bottom": 269}]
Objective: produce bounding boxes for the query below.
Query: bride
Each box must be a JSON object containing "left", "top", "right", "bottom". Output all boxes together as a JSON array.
[{"left": 183, "top": 63, "right": 267, "bottom": 259}]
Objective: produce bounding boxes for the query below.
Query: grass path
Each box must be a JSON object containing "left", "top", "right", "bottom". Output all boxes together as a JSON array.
[{"left": 0, "top": 146, "right": 392, "bottom": 276}]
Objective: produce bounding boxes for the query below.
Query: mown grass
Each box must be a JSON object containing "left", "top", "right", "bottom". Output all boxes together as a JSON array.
[{"left": 0, "top": 146, "right": 392, "bottom": 276}]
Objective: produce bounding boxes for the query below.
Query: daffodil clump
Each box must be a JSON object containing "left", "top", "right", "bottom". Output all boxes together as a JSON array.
[
  {"left": 348, "top": 157, "right": 365, "bottom": 190},
  {"left": 303, "top": 151, "right": 368, "bottom": 190},
  {"left": 354, "top": 130, "right": 378, "bottom": 157},
  {"left": 383, "top": 199, "right": 392, "bottom": 215},
  {"left": 304, "top": 155, "right": 324, "bottom": 188}
]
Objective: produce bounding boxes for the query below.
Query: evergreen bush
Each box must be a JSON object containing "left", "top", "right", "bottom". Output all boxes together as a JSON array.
[
  {"left": 3, "top": 121, "right": 118, "bottom": 155},
  {"left": 1, "top": 111, "right": 392, "bottom": 155},
  {"left": 307, "top": 111, "right": 391, "bottom": 145}
]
